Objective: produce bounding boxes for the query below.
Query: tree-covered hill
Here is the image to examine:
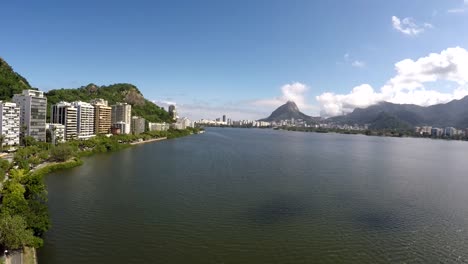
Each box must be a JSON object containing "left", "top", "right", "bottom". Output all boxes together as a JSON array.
[
  {"left": 0, "top": 57, "right": 32, "bottom": 100},
  {"left": 45, "top": 83, "right": 172, "bottom": 123},
  {"left": 0, "top": 57, "right": 172, "bottom": 123}
]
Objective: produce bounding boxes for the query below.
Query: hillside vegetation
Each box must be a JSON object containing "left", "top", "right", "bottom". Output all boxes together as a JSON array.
[
  {"left": 46, "top": 83, "right": 172, "bottom": 123},
  {"left": 0, "top": 57, "right": 172, "bottom": 123},
  {"left": 0, "top": 57, "right": 32, "bottom": 100}
]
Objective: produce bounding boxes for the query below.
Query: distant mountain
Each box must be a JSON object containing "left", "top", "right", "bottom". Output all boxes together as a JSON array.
[
  {"left": 0, "top": 57, "right": 32, "bottom": 100},
  {"left": 329, "top": 97, "right": 468, "bottom": 129},
  {"left": 260, "top": 101, "right": 318, "bottom": 122}
]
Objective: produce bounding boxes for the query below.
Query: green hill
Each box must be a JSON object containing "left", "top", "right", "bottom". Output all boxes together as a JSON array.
[
  {"left": 0, "top": 57, "right": 32, "bottom": 100},
  {"left": 0, "top": 57, "right": 172, "bottom": 123},
  {"left": 46, "top": 83, "right": 172, "bottom": 123}
]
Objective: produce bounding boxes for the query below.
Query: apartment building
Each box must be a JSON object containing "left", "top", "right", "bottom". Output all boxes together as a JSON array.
[
  {"left": 51, "top": 102, "right": 78, "bottom": 141},
  {"left": 72, "top": 101, "right": 95, "bottom": 139},
  {"left": 0, "top": 101, "right": 20, "bottom": 146},
  {"left": 91, "top": 99, "right": 111, "bottom": 134},
  {"left": 111, "top": 103, "right": 132, "bottom": 134},
  {"left": 12, "top": 89, "right": 47, "bottom": 142}
]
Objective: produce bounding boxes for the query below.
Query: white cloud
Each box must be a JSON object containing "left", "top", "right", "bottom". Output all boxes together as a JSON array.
[
  {"left": 344, "top": 53, "right": 366, "bottom": 68},
  {"left": 447, "top": 8, "right": 465, "bottom": 13},
  {"left": 391, "top": 16, "right": 432, "bottom": 36},
  {"left": 253, "top": 82, "right": 315, "bottom": 111},
  {"left": 352, "top": 60, "right": 366, "bottom": 68},
  {"left": 316, "top": 47, "right": 468, "bottom": 117}
]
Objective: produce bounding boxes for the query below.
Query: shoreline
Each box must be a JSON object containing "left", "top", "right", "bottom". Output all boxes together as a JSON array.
[{"left": 130, "top": 137, "right": 167, "bottom": 145}]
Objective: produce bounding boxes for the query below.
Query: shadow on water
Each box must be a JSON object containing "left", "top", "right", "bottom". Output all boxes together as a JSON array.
[
  {"left": 245, "top": 195, "right": 308, "bottom": 225},
  {"left": 354, "top": 211, "right": 408, "bottom": 231}
]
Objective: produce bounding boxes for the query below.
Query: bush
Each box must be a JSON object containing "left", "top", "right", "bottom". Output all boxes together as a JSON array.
[{"left": 49, "top": 144, "right": 75, "bottom": 162}]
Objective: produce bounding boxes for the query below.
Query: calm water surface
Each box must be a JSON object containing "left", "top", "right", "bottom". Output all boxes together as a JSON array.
[{"left": 38, "top": 128, "right": 468, "bottom": 263}]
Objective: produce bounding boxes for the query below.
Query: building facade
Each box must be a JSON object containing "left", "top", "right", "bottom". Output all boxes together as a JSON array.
[
  {"left": 174, "top": 117, "right": 192, "bottom": 130},
  {"left": 111, "top": 103, "right": 132, "bottom": 134},
  {"left": 131, "top": 116, "right": 146, "bottom": 135},
  {"left": 51, "top": 102, "right": 78, "bottom": 141},
  {"left": 0, "top": 102, "right": 20, "bottom": 146},
  {"left": 72, "top": 101, "right": 95, "bottom": 139},
  {"left": 148, "top": 122, "right": 170, "bottom": 131},
  {"left": 168, "top": 105, "right": 177, "bottom": 121},
  {"left": 111, "top": 121, "right": 127, "bottom": 135},
  {"left": 91, "top": 99, "right": 111, "bottom": 134},
  {"left": 12, "top": 90, "right": 47, "bottom": 142},
  {"left": 46, "top": 123, "right": 65, "bottom": 144}
]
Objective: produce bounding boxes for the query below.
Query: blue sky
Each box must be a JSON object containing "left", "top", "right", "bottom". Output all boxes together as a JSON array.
[{"left": 2, "top": 0, "right": 468, "bottom": 120}]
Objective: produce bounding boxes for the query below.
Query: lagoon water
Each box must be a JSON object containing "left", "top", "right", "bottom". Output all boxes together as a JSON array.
[{"left": 38, "top": 128, "right": 468, "bottom": 263}]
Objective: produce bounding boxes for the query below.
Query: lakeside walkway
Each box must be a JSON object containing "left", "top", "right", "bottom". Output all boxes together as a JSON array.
[{"left": 130, "top": 137, "right": 167, "bottom": 145}]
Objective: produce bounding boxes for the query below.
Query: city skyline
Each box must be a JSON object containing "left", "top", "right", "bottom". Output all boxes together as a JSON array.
[{"left": 2, "top": 0, "right": 468, "bottom": 120}]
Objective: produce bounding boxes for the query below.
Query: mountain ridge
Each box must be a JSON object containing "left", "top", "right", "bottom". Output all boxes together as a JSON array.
[{"left": 329, "top": 96, "right": 468, "bottom": 129}]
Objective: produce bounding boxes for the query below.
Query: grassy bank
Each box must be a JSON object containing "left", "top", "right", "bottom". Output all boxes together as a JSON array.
[{"left": 0, "top": 127, "right": 202, "bottom": 254}]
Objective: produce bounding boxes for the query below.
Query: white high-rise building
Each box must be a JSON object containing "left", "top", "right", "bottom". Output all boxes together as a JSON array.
[
  {"left": 12, "top": 89, "right": 47, "bottom": 142},
  {"left": 0, "top": 101, "right": 20, "bottom": 146},
  {"left": 51, "top": 102, "right": 78, "bottom": 141},
  {"left": 111, "top": 103, "right": 132, "bottom": 134},
  {"left": 72, "top": 101, "right": 95, "bottom": 139}
]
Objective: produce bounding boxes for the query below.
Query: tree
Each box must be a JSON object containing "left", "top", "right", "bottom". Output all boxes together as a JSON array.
[
  {"left": 0, "top": 214, "right": 41, "bottom": 250},
  {"left": 49, "top": 144, "right": 74, "bottom": 162},
  {"left": 0, "top": 134, "right": 5, "bottom": 152},
  {"left": 23, "top": 136, "right": 36, "bottom": 147}
]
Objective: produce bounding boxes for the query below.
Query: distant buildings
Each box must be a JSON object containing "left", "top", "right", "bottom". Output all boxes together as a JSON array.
[
  {"left": 131, "top": 116, "right": 146, "bottom": 135},
  {"left": 72, "top": 101, "right": 95, "bottom": 140},
  {"left": 174, "top": 117, "right": 193, "bottom": 130},
  {"left": 0, "top": 89, "right": 202, "bottom": 146},
  {"left": 431, "top": 128, "right": 444, "bottom": 137},
  {"left": 91, "top": 99, "right": 111, "bottom": 134},
  {"left": 444, "top": 127, "right": 457, "bottom": 137},
  {"left": 148, "top": 122, "right": 170, "bottom": 131},
  {"left": 111, "top": 103, "right": 132, "bottom": 134},
  {"left": 13, "top": 89, "right": 47, "bottom": 142},
  {"left": 168, "top": 105, "right": 178, "bottom": 121},
  {"left": 51, "top": 102, "right": 78, "bottom": 141},
  {"left": 0, "top": 102, "right": 20, "bottom": 146}
]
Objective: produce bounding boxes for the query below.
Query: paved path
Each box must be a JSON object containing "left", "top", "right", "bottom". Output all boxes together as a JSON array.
[{"left": 7, "top": 251, "right": 22, "bottom": 264}]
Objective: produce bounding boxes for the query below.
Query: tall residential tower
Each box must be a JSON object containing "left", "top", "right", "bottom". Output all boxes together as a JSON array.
[
  {"left": 0, "top": 102, "right": 20, "bottom": 146},
  {"left": 72, "top": 101, "right": 95, "bottom": 139},
  {"left": 13, "top": 89, "right": 47, "bottom": 142},
  {"left": 51, "top": 102, "right": 78, "bottom": 141},
  {"left": 111, "top": 103, "right": 132, "bottom": 134},
  {"left": 91, "top": 99, "right": 111, "bottom": 134}
]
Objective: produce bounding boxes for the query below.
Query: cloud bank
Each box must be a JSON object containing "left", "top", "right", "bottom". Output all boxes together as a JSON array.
[
  {"left": 392, "top": 16, "right": 432, "bottom": 36},
  {"left": 316, "top": 47, "right": 468, "bottom": 117}
]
